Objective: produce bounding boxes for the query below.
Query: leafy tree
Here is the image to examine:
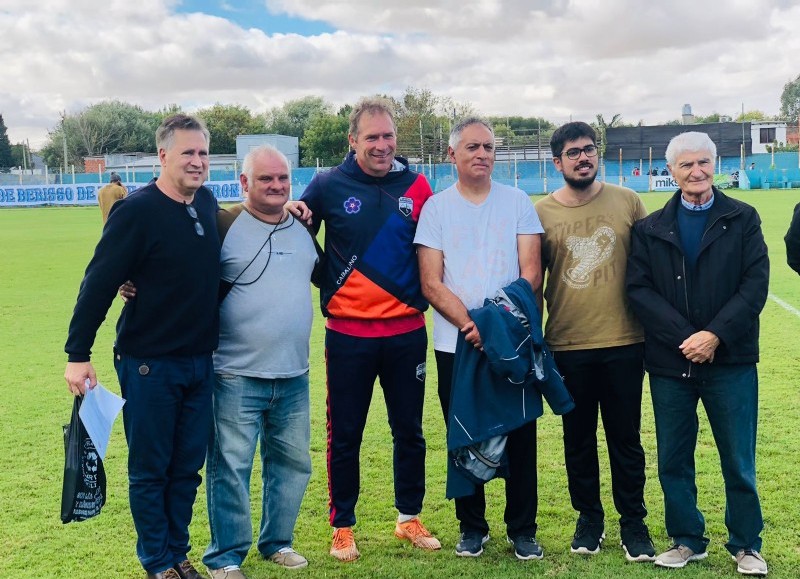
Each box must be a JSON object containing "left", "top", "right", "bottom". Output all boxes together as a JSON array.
[
  {"left": 300, "top": 113, "right": 349, "bottom": 167},
  {"left": 391, "top": 87, "right": 476, "bottom": 162},
  {"left": 0, "top": 114, "right": 13, "bottom": 171},
  {"left": 11, "top": 143, "right": 30, "bottom": 169},
  {"left": 40, "top": 101, "right": 160, "bottom": 168},
  {"left": 593, "top": 113, "right": 623, "bottom": 159},
  {"left": 196, "top": 103, "right": 262, "bottom": 154},
  {"left": 736, "top": 110, "right": 770, "bottom": 122},
  {"left": 263, "top": 96, "right": 332, "bottom": 139},
  {"left": 780, "top": 74, "right": 800, "bottom": 121}
]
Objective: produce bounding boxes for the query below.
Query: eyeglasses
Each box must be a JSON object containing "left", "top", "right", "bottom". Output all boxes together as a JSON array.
[
  {"left": 184, "top": 203, "right": 205, "bottom": 237},
  {"left": 561, "top": 145, "right": 598, "bottom": 160}
]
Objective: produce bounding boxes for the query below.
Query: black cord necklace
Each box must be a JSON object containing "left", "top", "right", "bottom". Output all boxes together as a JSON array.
[{"left": 227, "top": 212, "right": 295, "bottom": 288}]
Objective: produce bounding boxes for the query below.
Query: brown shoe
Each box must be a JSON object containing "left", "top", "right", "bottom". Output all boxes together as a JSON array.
[
  {"left": 176, "top": 560, "right": 203, "bottom": 579},
  {"left": 330, "top": 527, "right": 360, "bottom": 562},
  {"left": 394, "top": 517, "right": 442, "bottom": 550}
]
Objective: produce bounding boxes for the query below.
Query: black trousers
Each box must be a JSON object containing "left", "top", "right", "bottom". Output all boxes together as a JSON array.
[
  {"left": 325, "top": 327, "right": 428, "bottom": 528},
  {"left": 554, "top": 343, "right": 647, "bottom": 526},
  {"left": 435, "top": 350, "right": 538, "bottom": 538}
]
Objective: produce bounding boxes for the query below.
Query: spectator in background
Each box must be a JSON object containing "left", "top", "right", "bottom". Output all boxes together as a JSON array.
[
  {"left": 627, "top": 132, "right": 769, "bottom": 576},
  {"left": 749, "top": 162, "right": 756, "bottom": 170},
  {"left": 632, "top": 166, "right": 640, "bottom": 177},
  {"left": 98, "top": 172, "right": 127, "bottom": 222}
]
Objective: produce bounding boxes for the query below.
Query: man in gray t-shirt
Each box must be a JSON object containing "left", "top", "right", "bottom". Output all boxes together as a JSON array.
[{"left": 203, "top": 146, "right": 319, "bottom": 577}]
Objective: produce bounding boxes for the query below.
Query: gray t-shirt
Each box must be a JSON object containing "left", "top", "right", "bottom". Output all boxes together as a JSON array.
[
  {"left": 414, "top": 181, "right": 543, "bottom": 353},
  {"left": 214, "top": 210, "right": 318, "bottom": 378}
]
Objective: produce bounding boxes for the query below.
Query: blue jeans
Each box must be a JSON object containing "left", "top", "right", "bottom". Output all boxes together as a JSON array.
[
  {"left": 203, "top": 373, "right": 311, "bottom": 569},
  {"left": 650, "top": 364, "right": 763, "bottom": 555},
  {"left": 114, "top": 352, "right": 214, "bottom": 574}
]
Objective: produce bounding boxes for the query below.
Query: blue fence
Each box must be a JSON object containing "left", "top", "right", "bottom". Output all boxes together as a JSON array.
[{"left": 3, "top": 152, "right": 799, "bottom": 207}]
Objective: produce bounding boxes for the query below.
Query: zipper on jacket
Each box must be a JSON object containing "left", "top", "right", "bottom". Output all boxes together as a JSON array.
[{"left": 681, "top": 256, "right": 693, "bottom": 378}]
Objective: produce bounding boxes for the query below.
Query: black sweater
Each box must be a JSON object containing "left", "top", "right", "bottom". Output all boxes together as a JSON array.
[{"left": 65, "top": 183, "right": 220, "bottom": 361}]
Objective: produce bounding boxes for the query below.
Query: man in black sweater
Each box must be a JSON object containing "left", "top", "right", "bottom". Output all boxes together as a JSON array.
[{"left": 64, "top": 114, "right": 220, "bottom": 579}]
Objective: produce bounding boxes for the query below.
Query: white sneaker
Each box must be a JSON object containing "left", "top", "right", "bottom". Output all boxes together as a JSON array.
[{"left": 207, "top": 565, "right": 247, "bottom": 579}]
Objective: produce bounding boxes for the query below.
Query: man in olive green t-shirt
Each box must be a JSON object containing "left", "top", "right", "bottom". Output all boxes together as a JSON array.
[{"left": 535, "top": 121, "right": 653, "bottom": 562}]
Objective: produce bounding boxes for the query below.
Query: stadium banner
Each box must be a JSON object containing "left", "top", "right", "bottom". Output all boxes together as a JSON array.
[
  {"left": 649, "top": 174, "right": 733, "bottom": 192},
  {"left": 0, "top": 180, "right": 244, "bottom": 207}
]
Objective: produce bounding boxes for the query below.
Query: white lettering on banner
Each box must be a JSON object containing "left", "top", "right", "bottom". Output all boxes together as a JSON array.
[
  {"left": 0, "top": 180, "right": 243, "bottom": 207},
  {"left": 651, "top": 176, "right": 678, "bottom": 191}
]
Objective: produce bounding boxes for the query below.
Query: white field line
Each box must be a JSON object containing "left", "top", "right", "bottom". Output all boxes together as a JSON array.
[{"left": 769, "top": 293, "right": 800, "bottom": 319}]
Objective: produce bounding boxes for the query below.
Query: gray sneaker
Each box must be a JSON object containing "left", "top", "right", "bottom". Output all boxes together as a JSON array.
[
  {"left": 269, "top": 547, "right": 309, "bottom": 569},
  {"left": 654, "top": 544, "right": 708, "bottom": 568},
  {"left": 207, "top": 566, "right": 248, "bottom": 579},
  {"left": 733, "top": 549, "right": 768, "bottom": 576}
]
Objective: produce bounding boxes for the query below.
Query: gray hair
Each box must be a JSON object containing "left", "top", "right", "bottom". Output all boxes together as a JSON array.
[
  {"left": 665, "top": 132, "right": 717, "bottom": 165},
  {"left": 155, "top": 113, "right": 210, "bottom": 152},
  {"left": 241, "top": 145, "right": 291, "bottom": 184},
  {"left": 349, "top": 96, "right": 396, "bottom": 139},
  {"left": 449, "top": 117, "right": 494, "bottom": 149}
]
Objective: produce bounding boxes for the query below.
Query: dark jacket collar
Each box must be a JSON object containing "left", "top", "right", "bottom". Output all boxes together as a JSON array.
[
  {"left": 338, "top": 150, "right": 410, "bottom": 184},
  {"left": 650, "top": 186, "right": 741, "bottom": 234}
]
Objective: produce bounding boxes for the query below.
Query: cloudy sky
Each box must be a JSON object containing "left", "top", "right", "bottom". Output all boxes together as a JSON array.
[{"left": 2, "top": 0, "right": 799, "bottom": 149}]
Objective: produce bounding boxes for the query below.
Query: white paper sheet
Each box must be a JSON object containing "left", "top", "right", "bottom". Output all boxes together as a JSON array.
[{"left": 78, "top": 382, "right": 126, "bottom": 460}]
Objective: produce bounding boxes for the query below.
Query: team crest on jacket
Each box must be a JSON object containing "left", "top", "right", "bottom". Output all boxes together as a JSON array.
[
  {"left": 344, "top": 196, "right": 361, "bottom": 214},
  {"left": 399, "top": 196, "right": 413, "bottom": 217},
  {"left": 416, "top": 362, "right": 426, "bottom": 382}
]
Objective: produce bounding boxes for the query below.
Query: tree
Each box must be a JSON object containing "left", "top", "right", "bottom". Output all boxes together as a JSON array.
[
  {"left": 11, "top": 143, "right": 30, "bottom": 169},
  {"left": 736, "top": 110, "right": 770, "bottom": 122},
  {"left": 780, "top": 74, "right": 800, "bottom": 121},
  {"left": 40, "top": 101, "right": 160, "bottom": 168},
  {"left": 263, "top": 96, "right": 332, "bottom": 139},
  {"left": 300, "top": 113, "right": 349, "bottom": 167},
  {"left": 593, "top": 113, "right": 623, "bottom": 159},
  {"left": 391, "top": 87, "right": 476, "bottom": 162},
  {"left": 196, "top": 103, "right": 262, "bottom": 154},
  {"left": 0, "top": 114, "right": 13, "bottom": 171}
]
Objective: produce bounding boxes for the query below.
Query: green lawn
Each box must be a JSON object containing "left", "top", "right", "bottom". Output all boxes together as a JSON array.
[{"left": 1, "top": 189, "right": 799, "bottom": 578}]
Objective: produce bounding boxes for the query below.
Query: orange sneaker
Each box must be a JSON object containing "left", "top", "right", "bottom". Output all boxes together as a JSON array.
[
  {"left": 394, "top": 517, "right": 442, "bottom": 550},
  {"left": 330, "top": 527, "right": 360, "bottom": 562}
]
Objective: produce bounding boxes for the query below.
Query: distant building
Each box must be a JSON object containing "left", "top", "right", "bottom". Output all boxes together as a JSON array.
[
  {"left": 750, "top": 121, "right": 789, "bottom": 154},
  {"left": 236, "top": 135, "right": 299, "bottom": 168},
  {"left": 606, "top": 122, "right": 752, "bottom": 161}
]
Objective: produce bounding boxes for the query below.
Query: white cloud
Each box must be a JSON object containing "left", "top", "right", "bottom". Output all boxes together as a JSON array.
[{"left": 1, "top": 0, "right": 798, "bottom": 150}]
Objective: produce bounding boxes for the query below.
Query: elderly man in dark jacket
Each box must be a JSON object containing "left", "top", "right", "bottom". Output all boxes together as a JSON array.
[{"left": 626, "top": 132, "right": 769, "bottom": 577}]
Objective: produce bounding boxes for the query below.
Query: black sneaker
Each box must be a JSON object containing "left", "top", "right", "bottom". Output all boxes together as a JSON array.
[
  {"left": 455, "top": 531, "right": 489, "bottom": 557},
  {"left": 506, "top": 535, "right": 543, "bottom": 560},
  {"left": 570, "top": 517, "right": 605, "bottom": 555},
  {"left": 620, "top": 521, "right": 656, "bottom": 562}
]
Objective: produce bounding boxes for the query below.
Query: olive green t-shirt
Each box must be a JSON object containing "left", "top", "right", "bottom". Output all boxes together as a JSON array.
[{"left": 535, "top": 183, "right": 647, "bottom": 351}]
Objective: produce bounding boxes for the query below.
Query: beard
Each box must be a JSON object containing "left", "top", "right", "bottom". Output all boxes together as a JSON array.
[{"left": 563, "top": 167, "right": 597, "bottom": 190}]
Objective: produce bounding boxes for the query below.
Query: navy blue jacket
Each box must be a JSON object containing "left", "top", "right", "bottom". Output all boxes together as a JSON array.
[{"left": 446, "top": 278, "right": 574, "bottom": 498}]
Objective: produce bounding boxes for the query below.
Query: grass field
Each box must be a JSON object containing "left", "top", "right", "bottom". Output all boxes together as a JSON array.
[{"left": 1, "top": 189, "right": 799, "bottom": 579}]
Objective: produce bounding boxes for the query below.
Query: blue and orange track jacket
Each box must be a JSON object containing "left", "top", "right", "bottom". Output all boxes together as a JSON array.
[{"left": 300, "top": 152, "right": 432, "bottom": 330}]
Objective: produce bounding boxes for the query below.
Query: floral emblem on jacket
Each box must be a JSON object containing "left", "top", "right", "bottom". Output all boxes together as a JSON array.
[{"left": 344, "top": 196, "right": 361, "bottom": 214}]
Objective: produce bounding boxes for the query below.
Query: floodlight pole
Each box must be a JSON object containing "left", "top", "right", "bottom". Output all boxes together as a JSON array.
[{"left": 741, "top": 103, "right": 745, "bottom": 170}]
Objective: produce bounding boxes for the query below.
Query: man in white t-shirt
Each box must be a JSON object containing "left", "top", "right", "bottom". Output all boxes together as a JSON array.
[{"left": 414, "top": 117, "right": 544, "bottom": 560}]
